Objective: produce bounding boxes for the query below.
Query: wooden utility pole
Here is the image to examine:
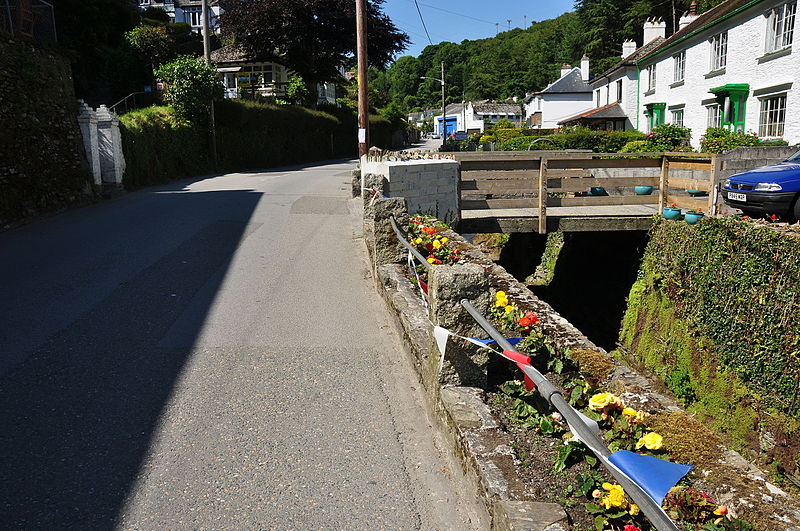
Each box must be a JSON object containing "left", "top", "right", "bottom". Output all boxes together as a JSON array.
[
  {"left": 356, "top": 0, "right": 369, "bottom": 157},
  {"left": 202, "top": 0, "right": 218, "bottom": 169}
]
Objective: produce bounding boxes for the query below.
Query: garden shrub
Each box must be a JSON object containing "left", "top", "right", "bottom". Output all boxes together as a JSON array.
[
  {"left": 494, "top": 128, "right": 523, "bottom": 144},
  {"left": 501, "top": 135, "right": 564, "bottom": 151},
  {"left": 643, "top": 123, "right": 692, "bottom": 151},
  {"left": 619, "top": 140, "right": 650, "bottom": 153},
  {"left": 154, "top": 55, "right": 224, "bottom": 123},
  {"left": 700, "top": 127, "right": 789, "bottom": 154},
  {"left": 499, "top": 127, "right": 644, "bottom": 152},
  {"left": 121, "top": 100, "right": 397, "bottom": 188}
]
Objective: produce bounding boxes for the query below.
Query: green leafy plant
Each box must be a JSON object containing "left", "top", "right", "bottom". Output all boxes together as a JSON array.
[
  {"left": 154, "top": 55, "right": 224, "bottom": 123},
  {"left": 699, "top": 127, "right": 788, "bottom": 154}
]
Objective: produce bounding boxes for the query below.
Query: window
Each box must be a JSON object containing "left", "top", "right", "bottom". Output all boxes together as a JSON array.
[
  {"left": 710, "top": 32, "right": 728, "bottom": 70},
  {"left": 759, "top": 94, "right": 787, "bottom": 136},
  {"left": 183, "top": 7, "right": 201, "bottom": 27},
  {"left": 646, "top": 64, "right": 656, "bottom": 92},
  {"left": 707, "top": 104, "right": 722, "bottom": 127},
  {"left": 596, "top": 89, "right": 601, "bottom": 107},
  {"left": 138, "top": 0, "right": 150, "bottom": 4},
  {"left": 672, "top": 109, "right": 684, "bottom": 127},
  {"left": 766, "top": 2, "right": 796, "bottom": 52},
  {"left": 673, "top": 51, "right": 686, "bottom": 82},
  {"left": 616, "top": 79, "right": 623, "bottom": 102}
]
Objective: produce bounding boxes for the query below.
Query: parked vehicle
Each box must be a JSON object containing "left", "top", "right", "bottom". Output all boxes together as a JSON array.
[{"left": 722, "top": 149, "right": 800, "bottom": 219}]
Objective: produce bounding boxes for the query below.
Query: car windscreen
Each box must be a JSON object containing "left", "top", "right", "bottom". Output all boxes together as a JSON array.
[{"left": 788, "top": 150, "right": 800, "bottom": 161}]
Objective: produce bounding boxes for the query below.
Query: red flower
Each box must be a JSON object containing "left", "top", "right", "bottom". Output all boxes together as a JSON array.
[
  {"left": 624, "top": 526, "right": 641, "bottom": 531},
  {"left": 771, "top": 213, "right": 778, "bottom": 221},
  {"left": 518, "top": 312, "right": 539, "bottom": 329},
  {"left": 425, "top": 243, "right": 434, "bottom": 252},
  {"left": 422, "top": 227, "right": 436, "bottom": 235}
]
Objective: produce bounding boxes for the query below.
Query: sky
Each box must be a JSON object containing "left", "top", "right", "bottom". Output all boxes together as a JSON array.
[{"left": 381, "top": 0, "right": 576, "bottom": 58}]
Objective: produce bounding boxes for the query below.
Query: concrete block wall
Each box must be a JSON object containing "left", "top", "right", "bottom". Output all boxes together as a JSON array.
[{"left": 361, "top": 155, "right": 460, "bottom": 224}]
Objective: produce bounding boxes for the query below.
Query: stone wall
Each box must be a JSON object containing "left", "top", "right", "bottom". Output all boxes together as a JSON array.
[
  {"left": 360, "top": 151, "right": 460, "bottom": 224},
  {"left": 0, "top": 35, "right": 91, "bottom": 227}
]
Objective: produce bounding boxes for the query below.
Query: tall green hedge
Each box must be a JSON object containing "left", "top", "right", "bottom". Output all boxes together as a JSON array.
[
  {"left": 500, "top": 128, "right": 645, "bottom": 152},
  {"left": 120, "top": 101, "right": 395, "bottom": 189},
  {"left": 620, "top": 217, "right": 800, "bottom": 419}
]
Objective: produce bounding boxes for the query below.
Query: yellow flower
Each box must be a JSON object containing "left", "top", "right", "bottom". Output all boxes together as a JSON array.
[
  {"left": 427, "top": 257, "right": 436, "bottom": 264},
  {"left": 636, "top": 432, "right": 664, "bottom": 450},
  {"left": 441, "top": 237, "right": 448, "bottom": 243},
  {"left": 622, "top": 407, "right": 638, "bottom": 418},
  {"left": 504, "top": 305, "right": 515, "bottom": 313},
  {"left": 413, "top": 238, "right": 422, "bottom": 245},
  {"left": 629, "top": 503, "right": 639, "bottom": 516},
  {"left": 601, "top": 483, "right": 627, "bottom": 509},
  {"left": 432, "top": 240, "right": 441, "bottom": 249},
  {"left": 588, "top": 392, "right": 622, "bottom": 411}
]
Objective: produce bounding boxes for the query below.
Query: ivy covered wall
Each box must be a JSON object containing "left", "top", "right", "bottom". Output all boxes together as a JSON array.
[{"left": 619, "top": 217, "right": 800, "bottom": 484}]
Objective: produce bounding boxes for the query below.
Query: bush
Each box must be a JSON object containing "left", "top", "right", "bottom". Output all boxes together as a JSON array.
[
  {"left": 498, "top": 127, "right": 645, "bottom": 152},
  {"left": 619, "top": 140, "right": 650, "bottom": 153},
  {"left": 699, "top": 127, "right": 789, "bottom": 154},
  {"left": 119, "top": 106, "right": 210, "bottom": 189},
  {"left": 494, "top": 128, "right": 523, "bottom": 144},
  {"left": 120, "top": 101, "right": 400, "bottom": 188},
  {"left": 154, "top": 55, "right": 224, "bottom": 123},
  {"left": 644, "top": 123, "right": 692, "bottom": 151},
  {"left": 501, "top": 136, "right": 564, "bottom": 151}
]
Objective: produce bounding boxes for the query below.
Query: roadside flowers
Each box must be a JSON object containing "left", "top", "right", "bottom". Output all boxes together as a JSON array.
[
  {"left": 636, "top": 432, "right": 664, "bottom": 450},
  {"left": 517, "top": 311, "right": 538, "bottom": 330},
  {"left": 597, "top": 482, "right": 628, "bottom": 510},
  {"left": 589, "top": 392, "right": 623, "bottom": 412},
  {"left": 623, "top": 525, "right": 641, "bottom": 531}
]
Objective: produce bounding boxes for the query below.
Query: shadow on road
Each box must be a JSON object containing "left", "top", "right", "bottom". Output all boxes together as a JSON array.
[{"left": 0, "top": 187, "right": 262, "bottom": 529}]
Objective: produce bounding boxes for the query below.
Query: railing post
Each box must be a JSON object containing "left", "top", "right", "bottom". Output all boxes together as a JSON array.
[
  {"left": 427, "top": 263, "right": 491, "bottom": 388},
  {"left": 709, "top": 155, "right": 720, "bottom": 216},
  {"left": 659, "top": 155, "right": 670, "bottom": 211},
  {"left": 538, "top": 157, "right": 547, "bottom": 234}
]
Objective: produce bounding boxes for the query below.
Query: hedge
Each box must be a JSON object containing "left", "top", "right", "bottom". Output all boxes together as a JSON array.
[
  {"left": 619, "top": 216, "right": 800, "bottom": 431},
  {"left": 501, "top": 127, "right": 645, "bottom": 152},
  {"left": 120, "top": 101, "right": 394, "bottom": 189}
]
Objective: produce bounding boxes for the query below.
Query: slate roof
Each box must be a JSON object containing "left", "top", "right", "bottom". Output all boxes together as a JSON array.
[
  {"left": 209, "top": 44, "right": 249, "bottom": 64},
  {"left": 558, "top": 102, "right": 627, "bottom": 125},
  {"left": 641, "top": 0, "right": 760, "bottom": 61},
  {"left": 472, "top": 103, "right": 522, "bottom": 114},
  {"left": 536, "top": 68, "right": 592, "bottom": 95}
]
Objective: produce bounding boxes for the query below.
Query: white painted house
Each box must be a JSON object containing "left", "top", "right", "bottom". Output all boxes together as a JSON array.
[
  {"left": 524, "top": 57, "right": 593, "bottom": 129},
  {"left": 637, "top": 0, "right": 797, "bottom": 148},
  {"left": 137, "top": 0, "right": 222, "bottom": 33}
]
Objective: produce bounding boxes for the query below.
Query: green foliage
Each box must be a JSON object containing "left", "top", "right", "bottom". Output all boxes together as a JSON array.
[
  {"left": 620, "top": 216, "right": 800, "bottom": 419},
  {"left": 619, "top": 140, "right": 650, "bottom": 153},
  {"left": 124, "top": 25, "right": 173, "bottom": 67},
  {"left": 643, "top": 123, "right": 692, "bottom": 151},
  {"left": 119, "top": 106, "right": 209, "bottom": 189},
  {"left": 120, "top": 101, "right": 396, "bottom": 188},
  {"left": 499, "top": 127, "right": 645, "bottom": 152},
  {"left": 494, "top": 128, "right": 523, "bottom": 144},
  {"left": 700, "top": 127, "right": 789, "bottom": 154},
  {"left": 286, "top": 76, "right": 313, "bottom": 107},
  {"left": 494, "top": 118, "right": 514, "bottom": 130},
  {"left": 154, "top": 56, "right": 224, "bottom": 123},
  {"left": 378, "top": 101, "right": 406, "bottom": 129}
]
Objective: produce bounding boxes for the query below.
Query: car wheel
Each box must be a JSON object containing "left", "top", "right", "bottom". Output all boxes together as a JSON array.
[{"left": 792, "top": 194, "right": 800, "bottom": 221}]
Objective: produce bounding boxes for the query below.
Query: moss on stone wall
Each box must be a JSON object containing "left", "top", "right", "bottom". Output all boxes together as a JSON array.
[
  {"left": 619, "top": 216, "right": 800, "bottom": 485},
  {"left": 0, "top": 35, "right": 91, "bottom": 227}
]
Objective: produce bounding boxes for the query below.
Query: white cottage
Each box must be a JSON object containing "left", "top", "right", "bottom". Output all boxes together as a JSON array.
[
  {"left": 524, "top": 58, "right": 593, "bottom": 129},
  {"left": 637, "top": 0, "right": 797, "bottom": 148}
]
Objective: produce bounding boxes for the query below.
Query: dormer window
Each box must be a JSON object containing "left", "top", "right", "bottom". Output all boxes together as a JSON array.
[
  {"left": 710, "top": 31, "right": 728, "bottom": 70},
  {"left": 765, "top": 2, "right": 796, "bottom": 53}
]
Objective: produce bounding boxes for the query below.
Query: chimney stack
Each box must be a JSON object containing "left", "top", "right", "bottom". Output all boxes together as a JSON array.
[
  {"left": 561, "top": 63, "right": 572, "bottom": 78},
  {"left": 643, "top": 18, "right": 666, "bottom": 43},
  {"left": 622, "top": 40, "right": 637, "bottom": 58},
  {"left": 679, "top": 1, "right": 699, "bottom": 30},
  {"left": 580, "top": 55, "right": 590, "bottom": 81}
]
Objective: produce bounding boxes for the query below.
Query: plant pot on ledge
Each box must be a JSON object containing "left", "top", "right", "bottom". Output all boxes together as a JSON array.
[
  {"left": 663, "top": 206, "right": 681, "bottom": 220},
  {"left": 635, "top": 185, "right": 654, "bottom": 195},
  {"left": 685, "top": 211, "right": 705, "bottom": 224}
]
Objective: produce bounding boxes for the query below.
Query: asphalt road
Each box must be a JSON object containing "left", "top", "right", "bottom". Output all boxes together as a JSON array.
[{"left": 0, "top": 160, "right": 483, "bottom": 530}]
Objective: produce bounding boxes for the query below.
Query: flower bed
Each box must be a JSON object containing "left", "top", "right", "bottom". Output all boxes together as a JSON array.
[{"left": 396, "top": 216, "right": 800, "bottom": 530}]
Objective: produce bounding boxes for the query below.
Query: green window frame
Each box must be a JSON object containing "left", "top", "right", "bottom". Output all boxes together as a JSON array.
[{"left": 709, "top": 83, "right": 750, "bottom": 132}]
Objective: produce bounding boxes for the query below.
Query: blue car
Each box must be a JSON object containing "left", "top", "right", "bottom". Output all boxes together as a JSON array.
[{"left": 722, "top": 149, "right": 800, "bottom": 219}]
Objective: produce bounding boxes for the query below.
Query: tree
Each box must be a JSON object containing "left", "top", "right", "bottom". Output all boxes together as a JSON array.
[
  {"left": 125, "top": 25, "right": 173, "bottom": 68},
  {"left": 218, "top": 0, "right": 408, "bottom": 87},
  {"left": 155, "top": 56, "right": 224, "bottom": 123}
]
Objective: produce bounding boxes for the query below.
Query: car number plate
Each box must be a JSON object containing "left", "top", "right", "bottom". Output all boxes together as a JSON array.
[{"left": 728, "top": 192, "right": 746, "bottom": 202}]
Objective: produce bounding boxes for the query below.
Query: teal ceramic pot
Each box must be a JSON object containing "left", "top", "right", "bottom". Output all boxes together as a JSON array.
[
  {"left": 634, "top": 185, "right": 654, "bottom": 195},
  {"left": 663, "top": 207, "right": 681, "bottom": 219},
  {"left": 685, "top": 212, "right": 704, "bottom": 224},
  {"left": 588, "top": 187, "right": 607, "bottom": 196},
  {"left": 686, "top": 189, "right": 707, "bottom": 196}
]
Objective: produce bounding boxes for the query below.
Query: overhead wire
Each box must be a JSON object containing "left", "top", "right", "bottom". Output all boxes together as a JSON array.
[{"left": 412, "top": 0, "right": 433, "bottom": 44}]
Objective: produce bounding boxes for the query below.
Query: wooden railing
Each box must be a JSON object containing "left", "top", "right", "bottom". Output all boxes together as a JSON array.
[{"left": 454, "top": 151, "right": 720, "bottom": 233}]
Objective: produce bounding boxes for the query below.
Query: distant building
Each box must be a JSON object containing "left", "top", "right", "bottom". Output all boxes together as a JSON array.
[
  {"left": 137, "top": 0, "right": 222, "bottom": 33},
  {"left": 524, "top": 57, "right": 593, "bottom": 129}
]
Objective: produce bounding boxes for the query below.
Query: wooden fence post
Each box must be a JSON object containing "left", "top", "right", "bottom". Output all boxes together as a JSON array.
[
  {"left": 709, "top": 155, "right": 720, "bottom": 215},
  {"left": 659, "top": 155, "right": 670, "bottom": 211},
  {"left": 538, "top": 157, "right": 548, "bottom": 234}
]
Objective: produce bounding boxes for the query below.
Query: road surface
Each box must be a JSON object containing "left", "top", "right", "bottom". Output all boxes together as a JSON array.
[{"left": 0, "top": 160, "right": 483, "bottom": 530}]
